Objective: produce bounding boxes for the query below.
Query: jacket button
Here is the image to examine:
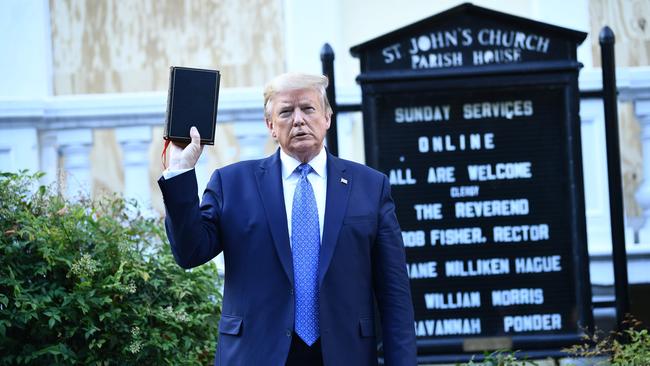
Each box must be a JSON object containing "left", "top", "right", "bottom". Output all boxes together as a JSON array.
[
  {"left": 286, "top": 330, "right": 292, "bottom": 338},
  {"left": 289, "top": 288, "right": 294, "bottom": 296}
]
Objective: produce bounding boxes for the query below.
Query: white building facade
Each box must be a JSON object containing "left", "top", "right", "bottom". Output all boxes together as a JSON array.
[{"left": 1, "top": 0, "right": 649, "bottom": 307}]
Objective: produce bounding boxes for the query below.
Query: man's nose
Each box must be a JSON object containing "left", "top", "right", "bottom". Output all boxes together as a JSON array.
[{"left": 292, "top": 109, "right": 306, "bottom": 125}]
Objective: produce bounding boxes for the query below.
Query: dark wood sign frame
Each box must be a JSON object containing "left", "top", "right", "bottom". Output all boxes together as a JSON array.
[{"left": 349, "top": 3, "right": 592, "bottom": 363}]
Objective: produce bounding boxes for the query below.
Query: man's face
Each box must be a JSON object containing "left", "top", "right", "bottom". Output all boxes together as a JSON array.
[{"left": 265, "top": 88, "right": 331, "bottom": 162}]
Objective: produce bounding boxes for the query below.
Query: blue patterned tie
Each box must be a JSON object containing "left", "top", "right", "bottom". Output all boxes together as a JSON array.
[{"left": 291, "top": 164, "right": 320, "bottom": 346}]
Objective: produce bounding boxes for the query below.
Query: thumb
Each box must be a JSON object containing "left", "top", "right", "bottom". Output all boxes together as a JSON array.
[{"left": 190, "top": 126, "right": 201, "bottom": 146}]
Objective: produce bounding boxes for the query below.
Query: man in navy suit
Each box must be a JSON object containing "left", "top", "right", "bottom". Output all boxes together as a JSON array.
[{"left": 158, "top": 73, "right": 416, "bottom": 365}]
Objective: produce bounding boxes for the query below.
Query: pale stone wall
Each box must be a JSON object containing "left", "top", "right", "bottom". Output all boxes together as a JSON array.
[
  {"left": 589, "top": 0, "right": 650, "bottom": 218},
  {"left": 589, "top": 0, "right": 650, "bottom": 68},
  {"left": 49, "top": 0, "right": 285, "bottom": 94},
  {"left": 49, "top": 0, "right": 284, "bottom": 208},
  {"left": 46, "top": 0, "right": 650, "bottom": 219}
]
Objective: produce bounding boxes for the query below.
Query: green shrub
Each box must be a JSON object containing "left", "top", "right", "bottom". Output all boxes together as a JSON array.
[
  {"left": 0, "top": 171, "right": 222, "bottom": 365},
  {"left": 459, "top": 350, "right": 538, "bottom": 366},
  {"left": 563, "top": 317, "right": 650, "bottom": 365}
]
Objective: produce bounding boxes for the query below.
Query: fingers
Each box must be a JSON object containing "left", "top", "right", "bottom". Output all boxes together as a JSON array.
[
  {"left": 179, "top": 126, "right": 203, "bottom": 170},
  {"left": 164, "top": 127, "right": 203, "bottom": 170},
  {"left": 190, "top": 126, "right": 201, "bottom": 146}
]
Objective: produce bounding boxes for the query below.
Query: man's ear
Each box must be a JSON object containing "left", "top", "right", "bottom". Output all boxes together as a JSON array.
[
  {"left": 265, "top": 117, "right": 277, "bottom": 138},
  {"left": 325, "top": 111, "right": 332, "bottom": 130}
]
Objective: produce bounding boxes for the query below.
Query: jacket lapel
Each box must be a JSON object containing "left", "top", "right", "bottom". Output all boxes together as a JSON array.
[
  {"left": 319, "top": 153, "right": 350, "bottom": 285},
  {"left": 255, "top": 150, "right": 294, "bottom": 286}
]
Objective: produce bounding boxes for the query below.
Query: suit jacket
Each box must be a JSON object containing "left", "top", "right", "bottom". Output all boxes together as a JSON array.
[{"left": 158, "top": 149, "right": 416, "bottom": 366}]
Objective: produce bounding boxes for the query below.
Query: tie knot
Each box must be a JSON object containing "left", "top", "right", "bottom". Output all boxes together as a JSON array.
[{"left": 296, "top": 164, "right": 312, "bottom": 179}]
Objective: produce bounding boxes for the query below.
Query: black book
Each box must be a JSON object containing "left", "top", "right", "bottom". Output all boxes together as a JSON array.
[{"left": 164, "top": 66, "right": 220, "bottom": 145}]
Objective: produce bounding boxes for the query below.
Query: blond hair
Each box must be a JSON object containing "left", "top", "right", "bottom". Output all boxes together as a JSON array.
[{"left": 263, "top": 73, "right": 333, "bottom": 118}]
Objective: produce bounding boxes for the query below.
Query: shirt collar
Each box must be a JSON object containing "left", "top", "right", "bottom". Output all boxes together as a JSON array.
[{"left": 280, "top": 147, "right": 327, "bottom": 180}]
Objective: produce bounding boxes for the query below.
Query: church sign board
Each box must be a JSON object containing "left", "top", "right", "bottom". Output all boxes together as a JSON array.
[{"left": 350, "top": 3, "right": 592, "bottom": 361}]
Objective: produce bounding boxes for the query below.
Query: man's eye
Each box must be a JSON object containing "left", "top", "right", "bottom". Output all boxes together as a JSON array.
[{"left": 279, "top": 110, "right": 292, "bottom": 117}]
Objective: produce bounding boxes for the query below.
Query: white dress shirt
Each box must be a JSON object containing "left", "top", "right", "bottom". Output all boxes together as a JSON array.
[
  {"left": 162, "top": 168, "right": 191, "bottom": 180},
  {"left": 161, "top": 148, "right": 328, "bottom": 245},
  {"left": 280, "top": 148, "right": 327, "bottom": 245}
]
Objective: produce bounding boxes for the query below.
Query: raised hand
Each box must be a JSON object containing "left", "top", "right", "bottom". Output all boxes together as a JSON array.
[{"left": 168, "top": 126, "right": 204, "bottom": 170}]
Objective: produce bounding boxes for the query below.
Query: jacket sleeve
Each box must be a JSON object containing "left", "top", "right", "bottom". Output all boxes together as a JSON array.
[
  {"left": 157, "top": 168, "right": 224, "bottom": 269},
  {"left": 372, "top": 174, "right": 417, "bottom": 365}
]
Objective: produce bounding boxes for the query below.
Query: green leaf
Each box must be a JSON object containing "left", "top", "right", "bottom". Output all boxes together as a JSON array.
[
  {"left": 84, "top": 325, "right": 99, "bottom": 339},
  {"left": 0, "top": 171, "right": 221, "bottom": 364}
]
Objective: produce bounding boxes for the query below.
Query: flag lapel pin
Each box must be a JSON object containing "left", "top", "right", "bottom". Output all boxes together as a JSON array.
[{"left": 340, "top": 177, "right": 348, "bottom": 185}]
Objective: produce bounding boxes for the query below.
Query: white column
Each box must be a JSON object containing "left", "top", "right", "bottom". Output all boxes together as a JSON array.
[
  {"left": 38, "top": 130, "right": 59, "bottom": 189},
  {"left": 115, "top": 126, "right": 152, "bottom": 207},
  {"left": 634, "top": 99, "right": 650, "bottom": 244},
  {"left": 578, "top": 98, "right": 612, "bottom": 254},
  {"left": 0, "top": 128, "right": 39, "bottom": 173},
  {"left": 235, "top": 122, "right": 269, "bottom": 160},
  {"left": 57, "top": 129, "right": 93, "bottom": 199}
]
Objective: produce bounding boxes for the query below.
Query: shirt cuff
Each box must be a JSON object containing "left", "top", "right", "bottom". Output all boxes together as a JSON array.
[{"left": 162, "top": 168, "right": 192, "bottom": 180}]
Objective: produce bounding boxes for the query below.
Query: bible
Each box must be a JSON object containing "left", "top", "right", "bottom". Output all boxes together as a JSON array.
[{"left": 164, "top": 66, "right": 220, "bottom": 145}]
